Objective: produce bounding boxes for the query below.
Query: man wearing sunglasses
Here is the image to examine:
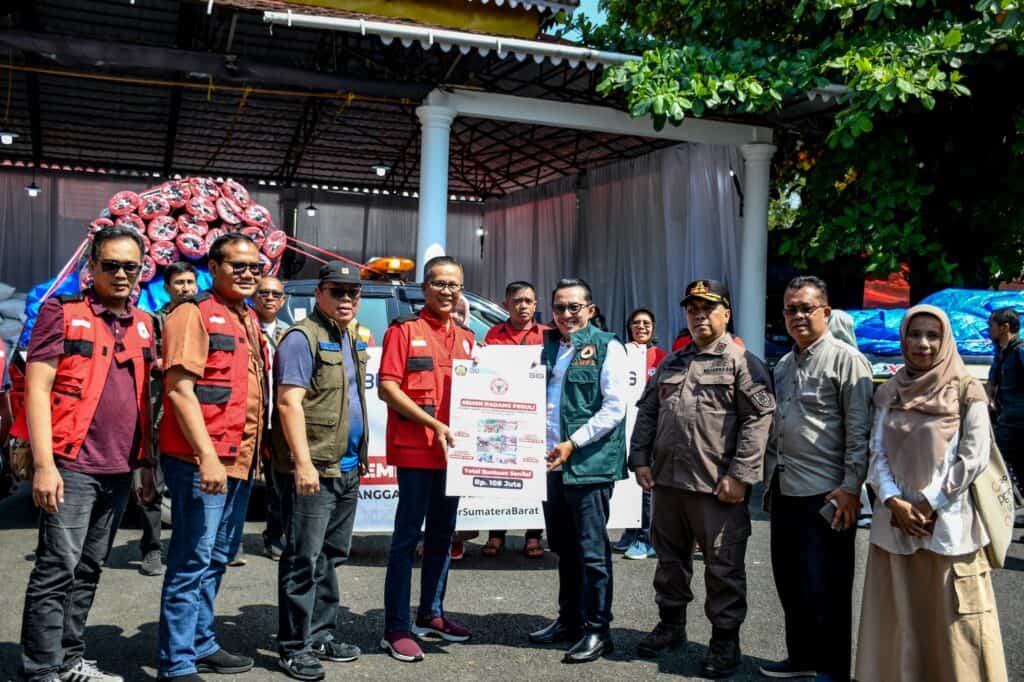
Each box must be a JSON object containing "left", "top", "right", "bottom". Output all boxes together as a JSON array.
[
  {"left": 530, "top": 278, "right": 628, "bottom": 664},
  {"left": 629, "top": 279, "right": 775, "bottom": 678},
  {"left": 14, "top": 226, "right": 157, "bottom": 682},
  {"left": 271, "top": 261, "right": 368, "bottom": 680},
  {"left": 252, "top": 276, "right": 288, "bottom": 563},
  {"left": 157, "top": 233, "right": 270, "bottom": 682},
  {"left": 378, "top": 255, "right": 476, "bottom": 663}
]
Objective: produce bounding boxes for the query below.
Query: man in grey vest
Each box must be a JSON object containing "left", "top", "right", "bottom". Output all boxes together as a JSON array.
[
  {"left": 528, "top": 278, "right": 628, "bottom": 663},
  {"left": 272, "top": 261, "right": 369, "bottom": 681},
  {"left": 630, "top": 279, "right": 775, "bottom": 678}
]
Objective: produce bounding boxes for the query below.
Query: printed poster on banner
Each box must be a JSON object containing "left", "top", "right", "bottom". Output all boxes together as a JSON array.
[
  {"left": 445, "top": 345, "right": 547, "bottom": 500},
  {"left": 353, "top": 345, "right": 641, "bottom": 532},
  {"left": 606, "top": 343, "right": 647, "bottom": 529}
]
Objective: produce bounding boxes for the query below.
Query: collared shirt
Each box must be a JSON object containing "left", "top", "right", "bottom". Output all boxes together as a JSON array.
[
  {"left": 485, "top": 321, "right": 549, "bottom": 346},
  {"left": 162, "top": 293, "right": 265, "bottom": 480},
  {"left": 868, "top": 402, "right": 991, "bottom": 556},
  {"left": 629, "top": 333, "right": 775, "bottom": 492},
  {"left": 545, "top": 333, "right": 628, "bottom": 453},
  {"left": 28, "top": 291, "right": 153, "bottom": 474},
  {"left": 766, "top": 332, "right": 874, "bottom": 497}
]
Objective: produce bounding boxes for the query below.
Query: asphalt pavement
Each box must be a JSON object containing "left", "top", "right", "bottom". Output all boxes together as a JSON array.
[{"left": 0, "top": 483, "right": 1021, "bottom": 681}]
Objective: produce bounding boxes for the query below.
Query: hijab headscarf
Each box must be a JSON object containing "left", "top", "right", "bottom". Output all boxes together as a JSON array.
[
  {"left": 827, "top": 309, "right": 858, "bottom": 348},
  {"left": 873, "top": 305, "right": 987, "bottom": 489}
]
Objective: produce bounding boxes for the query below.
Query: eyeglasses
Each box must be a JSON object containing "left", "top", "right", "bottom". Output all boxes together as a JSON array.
[
  {"left": 322, "top": 286, "right": 361, "bottom": 300},
  {"left": 552, "top": 302, "right": 591, "bottom": 315},
  {"left": 256, "top": 290, "right": 284, "bottom": 299},
  {"left": 782, "top": 304, "right": 825, "bottom": 318},
  {"left": 221, "top": 260, "right": 262, "bottom": 275},
  {"left": 630, "top": 320, "right": 653, "bottom": 327},
  {"left": 99, "top": 259, "right": 141, "bottom": 276},
  {"left": 427, "top": 280, "right": 463, "bottom": 293}
]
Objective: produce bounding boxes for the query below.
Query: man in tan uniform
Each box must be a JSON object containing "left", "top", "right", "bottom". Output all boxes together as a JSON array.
[{"left": 629, "top": 279, "right": 775, "bottom": 679}]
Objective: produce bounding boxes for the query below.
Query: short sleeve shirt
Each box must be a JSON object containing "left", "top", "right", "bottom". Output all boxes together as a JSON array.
[
  {"left": 27, "top": 293, "right": 153, "bottom": 474},
  {"left": 275, "top": 329, "right": 364, "bottom": 473},
  {"left": 162, "top": 297, "right": 264, "bottom": 479}
]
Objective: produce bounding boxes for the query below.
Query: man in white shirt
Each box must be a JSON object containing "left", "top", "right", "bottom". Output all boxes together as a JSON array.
[{"left": 527, "top": 278, "right": 628, "bottom": 664}]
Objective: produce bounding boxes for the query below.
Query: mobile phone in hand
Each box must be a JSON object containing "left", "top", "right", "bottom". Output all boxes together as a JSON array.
[{"left": 819, "top": 499, "right": 839, "bottom": 529}]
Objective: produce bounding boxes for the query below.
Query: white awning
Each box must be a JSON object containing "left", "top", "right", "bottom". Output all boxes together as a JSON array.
[
  {"left": 263, "top": 11, "right": 640, "bottom": 70},
  {"left": 463, "top": 0, "right": 579, "bottom": 14}
]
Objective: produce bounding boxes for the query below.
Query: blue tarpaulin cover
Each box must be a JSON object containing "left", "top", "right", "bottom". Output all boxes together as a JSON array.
[{"left": 847, "top": 288, "right": 1023, "bottom": 356}]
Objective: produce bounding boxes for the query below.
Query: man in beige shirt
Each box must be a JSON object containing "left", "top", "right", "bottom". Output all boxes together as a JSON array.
[
  {"left": 759, "top": 276, "right": 873, "bottom": 682},
  {"left": 629, "top": 279, "right": 774, "bottom": 679}
]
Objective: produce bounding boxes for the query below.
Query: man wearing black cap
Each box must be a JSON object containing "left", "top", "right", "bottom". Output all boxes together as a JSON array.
[
  {"left": 272, "top": 261, "right": 369, "bottom": 681},
  {"left": 629, "top": 279, "right": 775, "bottom": 678}
]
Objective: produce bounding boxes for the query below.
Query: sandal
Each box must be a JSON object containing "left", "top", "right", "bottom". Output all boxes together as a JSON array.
[
  {"left": 481, "top": 537, "right": 504, "bottom": 557},
  {"left": 523, "top": 537, "right": 545, "bottom": 559}
]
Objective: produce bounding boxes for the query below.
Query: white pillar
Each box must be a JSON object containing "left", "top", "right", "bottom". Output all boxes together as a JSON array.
[
  {"left": 415, "top": 104, "right": 457, "bottom": 279},
  {"left": 736, "top": 143, "right": 777, "bottom": 359}
]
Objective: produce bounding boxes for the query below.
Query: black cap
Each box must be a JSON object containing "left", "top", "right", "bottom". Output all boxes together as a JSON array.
[
  {"left": 681, "top": 279, "right": 730, "bottom": 308},
  {"left": 318, "top": 260, "right": 361, "bottom": 285}
]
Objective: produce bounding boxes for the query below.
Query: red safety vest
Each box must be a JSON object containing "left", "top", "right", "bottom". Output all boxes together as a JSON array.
[
  {"left": 484, "top": 321, "right": 549, "bottom": 346},
  {"left": 385, "top": 313, "right": 475, "bottom": 469},
  {"left": 10, "top": 293, "right": 154, "bottom": 462},
  {"left": 7, "top": 343, "right": 25, "bottom": 419},
  {"left": 159, "top": 291, "right": 268, "bottom": 459},
  {"left": 646, "top": 346, "right": 668, "bottom": 379}
]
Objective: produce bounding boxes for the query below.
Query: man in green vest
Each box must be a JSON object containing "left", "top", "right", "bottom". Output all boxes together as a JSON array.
[
  {"left": 272, "top": 261, "right": 369, "bottom": 681},
  {"left": 528, "top": 278, "right": 628, "bottom": 664}
]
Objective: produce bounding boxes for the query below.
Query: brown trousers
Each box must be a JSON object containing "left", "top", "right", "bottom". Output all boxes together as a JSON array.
[{"left": 650, "top": 486, "right": 751, "bottom": 630}]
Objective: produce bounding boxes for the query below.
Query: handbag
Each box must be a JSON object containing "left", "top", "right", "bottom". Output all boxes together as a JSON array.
[{"left": 960, "top": 379, "right": 1015, "bottom": 569}]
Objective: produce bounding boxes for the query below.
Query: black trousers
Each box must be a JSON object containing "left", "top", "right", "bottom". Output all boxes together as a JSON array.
[
  {"left": 21, "top": 469, "right": 130, "bottom": 681},
  {"left": 769, "top": 476, "right": 856, "bottom": 680},
  {"left": 542, "top": 472, "right": 614, "bottom": 631},
  {"left": 139, "top": 493, "right": 162, "bottom": 556},
  {"left": 277, "top": 468, "right": 360, "bottom": 656},
  {"left": 995, "top": 423, "right": 1024, "bottom": 494}
]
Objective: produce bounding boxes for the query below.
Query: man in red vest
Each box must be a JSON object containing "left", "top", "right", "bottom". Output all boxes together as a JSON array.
[
  {"left": 157, "top": 233, "right": 269, "bottom": 682},
  {"left": 481, "top": 280, "right": 549, "bottom": 559},
  {"left": 378, "top": 255, "right": 476, "bottom": 663},
  {"left": 14, "top": 226, "right": 156, "bottom": 682}
]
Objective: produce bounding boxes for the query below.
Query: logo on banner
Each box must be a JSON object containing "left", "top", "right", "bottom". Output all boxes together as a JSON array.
[
  {"left": 490, "top": 377, "right": 510, "bottom": 395},
  {"left": 455, "top": 365, "right": 468, "bottom": 376}
]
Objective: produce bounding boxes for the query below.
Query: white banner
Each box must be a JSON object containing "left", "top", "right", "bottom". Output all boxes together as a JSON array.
[
  {"left": 445, "top": 346, "right": 547, "bottom": 500},
  {"left": 354, "top": 346, "right": 644, "bottom": 532}
]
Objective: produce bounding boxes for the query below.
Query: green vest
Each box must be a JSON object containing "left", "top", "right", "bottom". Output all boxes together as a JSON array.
[
  {"left": 543, "top": 324, "right": 627, "bottom": 486},
  {"left": 272, "top": 306, "right": 369, "bottom": 475}
]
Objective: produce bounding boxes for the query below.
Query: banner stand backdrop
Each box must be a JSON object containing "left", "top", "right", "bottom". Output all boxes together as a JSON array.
[{"left": 354, "top": 347, "right": 645, "bottom": 532}]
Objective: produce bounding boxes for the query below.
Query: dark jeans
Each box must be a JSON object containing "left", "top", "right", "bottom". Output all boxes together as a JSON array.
[
  {"left": 995, "top": 423, "right": 1024, "bottom": 494},
  {"left": 158, "top": 456, "right": 252, "bottom": 678},
  {"left": 263, "top": 459, "right": 285, "bottom": 544},
  {"left": 139, "top": 493, "right": 162, "bottom": 556},
  {"left": 278, "top": 468, "right": 360, "bottom": 656},
  {"left": 20, "top": 468, "right": 131, "bottom": 681},
  {"left": 769, "top": 478, "right": 856, "bottom": 680},
  {"left": 542, "top": 472, "right": 614, "bottom": 631},
  {"left": 383, "top": 467, "right": 460, "bottom": 633}
]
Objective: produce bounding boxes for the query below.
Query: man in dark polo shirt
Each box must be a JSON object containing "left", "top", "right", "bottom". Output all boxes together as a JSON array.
[
  {"left": 15, "top": 226, "right": 156, "bottom": 682},
  {"left": 273, "top": 261, "right": 368, "bottom": 680}
]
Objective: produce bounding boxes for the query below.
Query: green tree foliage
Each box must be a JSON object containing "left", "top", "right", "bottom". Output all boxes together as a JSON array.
[{"left": 563, "top": 1, "right": 1024, "bottom": 294}]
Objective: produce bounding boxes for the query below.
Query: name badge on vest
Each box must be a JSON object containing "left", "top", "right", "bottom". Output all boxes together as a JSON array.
[
  {"left": 318, "top": 341, "right": 341, "bottom": 351},
  {"left": 573, "top": 343, "right": 598, "bottom": 367},
  {"left": 356, "top": 341, "right": 368, "bottom": 351}
]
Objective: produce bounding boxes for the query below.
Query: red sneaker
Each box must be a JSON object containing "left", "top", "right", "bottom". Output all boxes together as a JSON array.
[
  {"left": 380, "top": 631, "right": 424, "bottom": 662},
  {"left": 449, "top": 540, "right": 465, "bottom": 560},
  {"left": 412, "top": 615, "right": 472, "bottom": 642}
]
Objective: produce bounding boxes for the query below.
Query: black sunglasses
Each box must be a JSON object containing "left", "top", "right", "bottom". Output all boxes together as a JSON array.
[
  {"left": 99, "top": 259, "right": 141, "bottom": 276},
  {"left": 256, "top": 290, "right": 285, "bottom": 299},
  {"left": 220, "top": 260, "right": 262, "bottom": 275},
  {"left": 322, "top": 286, "right": 362, "bottom": 300}
]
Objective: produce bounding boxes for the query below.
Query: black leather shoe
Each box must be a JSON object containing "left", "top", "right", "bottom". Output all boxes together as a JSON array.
[
  {"left": 528, "top": 619, "right": 580, "bottom": 644},
  {"left": 562, "top": 631, "right": 613, "bottom": 663},
  {"left": 196, "top": 648, "right": 255, "bottom": 674}
]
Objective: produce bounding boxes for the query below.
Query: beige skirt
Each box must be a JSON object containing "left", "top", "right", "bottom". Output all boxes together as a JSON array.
[{"left": 855, "top": 545, "right": 1007, "bottom": 682}]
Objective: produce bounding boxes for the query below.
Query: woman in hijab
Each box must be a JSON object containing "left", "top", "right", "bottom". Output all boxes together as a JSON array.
[
  {"left": 855, "top": 305, "right": 1007, "bottom": 682},
  {"left": 827, "top": 309, "right": 858, "bottom": 348},
  {"left": 613, "top": 308, "right": 668, "bottom": 559}
]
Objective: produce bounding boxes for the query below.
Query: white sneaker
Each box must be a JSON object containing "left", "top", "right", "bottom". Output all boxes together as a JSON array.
[{"left": 61, "top": 659, "right": 124, "bottom": 682}]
